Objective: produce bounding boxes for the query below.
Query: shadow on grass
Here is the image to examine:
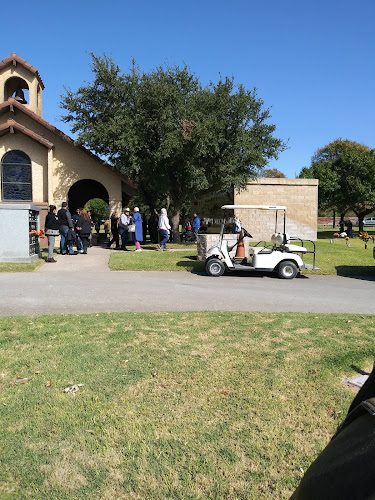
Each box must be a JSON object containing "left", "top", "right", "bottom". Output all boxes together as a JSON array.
[
  {"left": 335, "top": 265, "right": 375, "bottom": 280},
  {"left": 351, "top": 364, "right": 372, "bottom": 376},
  {"left": 140, "top": 244, "right": 197, "bottom": 251},
  {"left": 318, "top": 231, "right": 338, "bottom": 240},
  {"left": 176, "top": 259, "right": 205, "bottom": 274}
]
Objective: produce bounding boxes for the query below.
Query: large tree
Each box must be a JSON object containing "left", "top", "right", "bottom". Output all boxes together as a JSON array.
[
  {"left": 260, "top": 168, "right": 286, "bottom": 178},
  {"left": 299, "top": 139, "right": 375, "bottom": 230},
  {"left": 334, "top": 149, "right": 375, "bottom": 231},
  {"left": 61, "top": 54, "right": 286, "bottom": 237}
]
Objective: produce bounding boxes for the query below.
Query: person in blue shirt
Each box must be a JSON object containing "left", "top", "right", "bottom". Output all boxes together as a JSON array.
[
  {"left": 132, "top": 207, "right": 143, "bottom": 252},
  {"left": 192, "top": 213, "right": 200, "bottom": 242}
]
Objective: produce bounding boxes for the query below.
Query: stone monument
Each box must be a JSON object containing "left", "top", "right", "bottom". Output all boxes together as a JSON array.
[{"left": 0, "top": 204, "right": 42, "bottom": 262}]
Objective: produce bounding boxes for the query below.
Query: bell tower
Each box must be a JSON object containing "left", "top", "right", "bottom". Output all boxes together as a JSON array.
[{"left": 0, "top": 52, "right": 45, "bottom": 117}]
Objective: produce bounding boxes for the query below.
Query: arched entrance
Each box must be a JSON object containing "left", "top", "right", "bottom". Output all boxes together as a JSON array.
[{"left": 68, "top": 179, "right": 109, "bottom": 214}]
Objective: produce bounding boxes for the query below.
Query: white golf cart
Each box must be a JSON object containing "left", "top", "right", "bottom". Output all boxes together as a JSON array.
[{"left": 205, "top": 205, "right": 318, "bottom": 279}]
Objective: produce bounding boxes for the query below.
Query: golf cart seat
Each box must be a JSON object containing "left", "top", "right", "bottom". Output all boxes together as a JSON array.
[
  {"left": 284, "top": 243, "right": 307, "bottom": 253},
  {"left": 283, "top": 234, "right": 307, "bottom": 253},
  {"left": 271, "top": 233, "right": 284, "bottom": 245},
  {"left": 271, "top": 232, "right": 307, "bottom": 253},
  {"left": 249, "top": 246, "right": 273, "bottom": 255}
]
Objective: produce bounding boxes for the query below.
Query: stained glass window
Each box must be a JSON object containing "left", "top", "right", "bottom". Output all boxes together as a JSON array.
[{"left": 1, "top": 150, "right": 32, "bottom": 201}]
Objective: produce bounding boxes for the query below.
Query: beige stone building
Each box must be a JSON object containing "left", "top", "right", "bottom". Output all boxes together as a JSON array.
[
  {"left": 234, "top": 178, "right": 319, "bottom": 240},
  {"left": 0, "top": 52, "right": 135, "bottom": 223}
]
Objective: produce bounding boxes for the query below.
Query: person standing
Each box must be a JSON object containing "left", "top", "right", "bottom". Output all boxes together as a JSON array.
[
  {"left": 192, "top": 213, "right": 201, "bottom": 242},
  {"left": 44, "top": 205, "right": 59, "bottom": 262},
  {"left": 346, "top": 219, "right": 353, "bottom": 238},
  {"left": 148, "top": 213, "right": 159, "bottom": 244},
  {"left": 86, "top": 210, "right": 94, "bottom": 247},
  {"left": 233, "top": 215, "right": 242, "bottom": 234},
  {"left": 57, "top": 202, "right": 74, "bottom": 255},
  {"left": 72, "top": 208, "right": 84, "bottom": 253},
  {"left": 119, "top": 208, "right": 131, "bottom": 251},
  {"left": 75, "top": 209, "right": 92, "bottom": 254},
  {"left": 107, "top": 211, "right": 120, "bottom": 249},
  {"left": 157, "top": 208, "right": 171, "bottom": 251},
  {"left": 132, "top": 207, "right": 143, "bottom": 252}
]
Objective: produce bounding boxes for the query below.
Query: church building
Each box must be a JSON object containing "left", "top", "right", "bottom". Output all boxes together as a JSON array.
[{"left": 0, "top": 52, "right": 135, "bottom": 221}]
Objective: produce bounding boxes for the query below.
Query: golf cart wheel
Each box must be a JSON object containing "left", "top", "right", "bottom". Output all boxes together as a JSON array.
[
  {"left": 206, "top": 258, "right": 225, "bottom": 277},
  {"left": 277, "top": 260, "right": 298, "bottom": 279}
]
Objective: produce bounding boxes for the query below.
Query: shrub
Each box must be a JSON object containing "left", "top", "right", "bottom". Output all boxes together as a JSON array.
[{"left": 84, "top": 198, "right": 109, "bottom": 222}]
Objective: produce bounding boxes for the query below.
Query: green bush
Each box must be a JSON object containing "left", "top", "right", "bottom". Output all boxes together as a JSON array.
[{"left": 84, "top": 198, "right": 109, "bottom": 222}]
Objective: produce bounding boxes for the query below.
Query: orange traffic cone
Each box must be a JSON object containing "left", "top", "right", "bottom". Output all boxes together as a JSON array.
[{"left": 235, "top": 230, "right": 245, "bottom": 259}]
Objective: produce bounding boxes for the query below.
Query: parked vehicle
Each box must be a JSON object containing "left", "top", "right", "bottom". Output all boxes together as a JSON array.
[
  {"left": 363, "top": 217, "right": 375, "bottom": 227},
  {"left": 205, "top": 205, "right": 318, "bottom": 279}
]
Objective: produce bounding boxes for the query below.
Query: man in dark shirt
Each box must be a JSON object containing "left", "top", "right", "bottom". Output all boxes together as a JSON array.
[
  {"left": 72, "top": 208, "right": 84, "bottom": 253},
  {"left": 107, "top": 211, "right": 120, "bottom": 249},
  {"left": 57, "top": 202, "right": 74, "bottom": 255}
]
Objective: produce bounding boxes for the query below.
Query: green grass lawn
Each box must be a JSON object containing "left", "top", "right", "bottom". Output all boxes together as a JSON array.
[
  {"left": 1, "top": 312, "right": 374, "bottom": 499},
  {"left": 0, "top": 259, "right": 44, "bottom": 273},
  {"left": 110, "top": 248, "right": 204, "bottom": 272},
  {"left": 306, "top": 229, "right": 375, "bottom": 276},
  {"left": 109, "top": 230, "right": 375, "bottom": 276}
]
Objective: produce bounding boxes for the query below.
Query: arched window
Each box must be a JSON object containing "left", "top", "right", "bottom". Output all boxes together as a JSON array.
[{"left": 1, "top": 150, "right": 32, "bottom": 201}]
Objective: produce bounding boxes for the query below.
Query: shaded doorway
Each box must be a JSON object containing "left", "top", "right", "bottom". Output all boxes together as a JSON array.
[{"left": 68, "top": 179, "right": 109, "bottom": 214}]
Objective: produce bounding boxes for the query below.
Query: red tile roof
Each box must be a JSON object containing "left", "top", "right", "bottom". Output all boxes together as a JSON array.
[
  {"left": 0, "top": 98, "right": 136, "bottom": 189},
  {"left": 0, "top": 53, "right": 45, "bottom": 89}
]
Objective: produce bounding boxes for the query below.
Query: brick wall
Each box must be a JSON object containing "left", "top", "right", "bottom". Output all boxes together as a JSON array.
[{"left": 234, "top": 178, "right": 318, "bottom": 241}]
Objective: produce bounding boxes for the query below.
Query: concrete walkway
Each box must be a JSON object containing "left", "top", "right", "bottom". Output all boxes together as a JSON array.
[
  {"left": 37, "top": 246, "right": 112, "bottom": 273},
  {"left": 36, "top": 246, "right": 188, "bottom": 274},
  {"left": 0, "top": 245, "right": 373, "bottom": 316}
]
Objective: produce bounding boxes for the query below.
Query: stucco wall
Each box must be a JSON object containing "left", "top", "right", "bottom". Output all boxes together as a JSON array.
[
  {"left": 52, "top": 139, "right": 123, "bottom": 213},
  {"left": 234, "top": 178, "right": 319, "bottom": 241},
  {"left": 0, "top": 110, "right": 124, "bottom": 214}
]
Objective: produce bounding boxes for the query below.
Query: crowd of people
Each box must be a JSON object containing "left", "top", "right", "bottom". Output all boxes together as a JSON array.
[
  {"left": 44, "top": 202, "right": 95, "bottom": 262},
  {"left": 106, "top": 208, "right": 202, "bottom": 252},
  {"left": 45, "top": 202, "right": 202, "bottom": 262}
]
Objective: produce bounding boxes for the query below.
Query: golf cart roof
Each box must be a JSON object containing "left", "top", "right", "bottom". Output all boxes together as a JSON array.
[{"left": 221, "top": 205, "right": 287, "bottom": 210}]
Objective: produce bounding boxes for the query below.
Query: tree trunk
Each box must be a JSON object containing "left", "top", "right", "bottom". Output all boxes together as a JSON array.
[
  {"left": 169, "top": 191, "right": 187, "bottom": 244},
  {"left": 170, "top": 210, "right": 181, "bottom": 244},
  {"left": 358, "top": 217, "right": 364, "bottom": 233},
  {"left": 353, "top": 207, "right": 375, "bottom": 233}
]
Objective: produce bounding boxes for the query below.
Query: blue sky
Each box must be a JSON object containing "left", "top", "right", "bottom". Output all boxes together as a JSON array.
[{"left": 3, "top": 0, "right": 374, "bottom": 178}]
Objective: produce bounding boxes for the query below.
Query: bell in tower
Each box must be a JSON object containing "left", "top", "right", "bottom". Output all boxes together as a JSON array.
[
  {"left": 0, "top": 53, "right": 45, "bottom": 117},
  {"left": 14, "top": 88, "right": 27, "bottom": 104}
]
